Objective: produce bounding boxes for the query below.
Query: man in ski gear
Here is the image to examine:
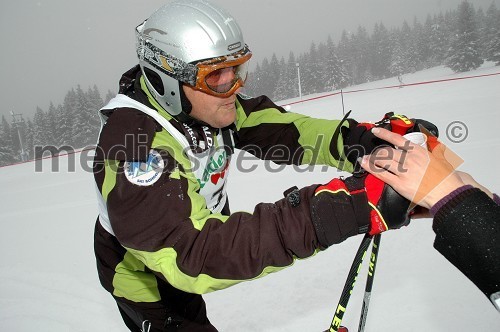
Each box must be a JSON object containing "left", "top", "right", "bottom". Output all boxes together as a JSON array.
[{"left": 92, "top": 1, "right": 436, "bottom": 330}]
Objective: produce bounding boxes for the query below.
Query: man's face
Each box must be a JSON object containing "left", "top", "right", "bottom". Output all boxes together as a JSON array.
[
  {"left": 182, "top": 66, "right": 239, "bottom": 128},
  {"left": 183, "top": 85, "right": 238, "bottom": 128}
]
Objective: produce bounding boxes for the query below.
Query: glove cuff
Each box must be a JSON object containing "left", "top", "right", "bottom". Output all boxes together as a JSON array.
[{"left": 311, "top": 177, "right": 370, "bottom": 248}]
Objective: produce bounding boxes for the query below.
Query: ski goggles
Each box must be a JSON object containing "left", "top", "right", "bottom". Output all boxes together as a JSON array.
[
  {"left": 193, "top": 46, "right": 252, "bottom": 98},
  {"left": 136, "top": 21, "right": 252, "bottom": 98}
]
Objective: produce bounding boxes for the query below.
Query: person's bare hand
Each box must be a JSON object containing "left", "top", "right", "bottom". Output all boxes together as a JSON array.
[{"left": 360, "top": 128, "right": 465, "bottom": 209}]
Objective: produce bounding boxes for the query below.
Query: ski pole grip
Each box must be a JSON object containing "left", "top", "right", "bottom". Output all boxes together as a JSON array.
[{"left": 389, "top": 114, "right": 414, "bottom": 135}]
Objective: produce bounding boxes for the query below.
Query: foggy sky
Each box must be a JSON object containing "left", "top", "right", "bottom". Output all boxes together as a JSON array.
[{"left": 1, "top": 0, "right": 498, "bottom": 120}]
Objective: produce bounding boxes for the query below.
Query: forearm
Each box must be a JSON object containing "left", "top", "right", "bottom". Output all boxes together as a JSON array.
[
  {"left": 432, "top": 188, "right": 500, "bottom": 305},
  {"left": 126, "top": 185, "right": 321, "bottom": 294},
  {"left": 234, "top": 95, "right": 353, "bottom": 171}
]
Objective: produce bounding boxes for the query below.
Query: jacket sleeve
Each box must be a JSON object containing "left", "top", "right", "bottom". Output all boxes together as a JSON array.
[
  {"left": 432, "top": 188, "right": 500, "bottom": 305},
  {"left": 102, "top": 147, "right": 322, "bottom": 295},
  {"left": 234, "top": 95, "right": 353, "bottom": 172}
]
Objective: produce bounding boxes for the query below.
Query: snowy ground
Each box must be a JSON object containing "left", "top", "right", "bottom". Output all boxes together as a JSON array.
[{"left": 1, "top": 64, "right": 499, "bottom": 331}]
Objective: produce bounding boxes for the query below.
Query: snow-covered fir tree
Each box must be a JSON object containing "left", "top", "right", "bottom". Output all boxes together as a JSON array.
[
  {"left": 72, "top": 85, "right": 100, "bottom": 148},
  {"left": 370, "top": 23, "right": 392, "bottom": 79},
  {"left": 413, "top": 17, "right": 431, "bottom": 69},
  {"left": 302, "top": 42, "right": 323, "bottom": 94},
  {"left": 24, "top": 119, "right": 35, "bottom": 159},
  {"left": 400, "top": 20, "right": 419, "bottom": 73},
  {"left": 390, "top": 31, "right": 406, "bottom": 78},
  {"left": 428, "top": 13, "right": 450, "bottom": 65},
  {"left": 32, "top": 107, "right": 52, "bottom": 149},
  {"left": 352, "top": 26, "right": 372, "bottom": 83},
  {"left": 476, "top": 7, "right": 488, "bottom": 58},
  {"left": 445, "top": 0, "right": 483, "bottom": 72},
  {"left": 336, "top": 30, "right": 354, "bottom": 86},
  {"left": 260, "top": 57, "right": 275, "bottom": 96},
  {"left": 273, "top": 56, "right": 293, "bottom": 101},
  {"left": 46, "top": 102, "right": 58, "bottom": 146},
  {"left": 484, "top": 2, "right": 500, "bottom": 65},
  {"left": 286, "top": 52, "right": 300, "bottom": 99},
  {"left": 0, "top": 116, "right": 15, "bottom": 165},
  {"left": 86, "top": 85, "right": 104, "bottom": 143},
  {"left": 244, "top": 62, "right": 262, "bottom": 97},
  {"left": 60, "top": 88, "right": 78, "bottom": 147},
  {"left": 268, "top": 54, "right": 281, "bottom": 97},
  {"left": 323, "top": 36, "right": 348, "bottom": 90}
]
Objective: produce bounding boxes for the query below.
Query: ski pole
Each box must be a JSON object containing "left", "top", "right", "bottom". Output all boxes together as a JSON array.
[
  {"left": 328, "top": 233, "right": 372, "bottom": 332},
  {"left": 357, "top": 233, "right": 381, "bottom": 332}
]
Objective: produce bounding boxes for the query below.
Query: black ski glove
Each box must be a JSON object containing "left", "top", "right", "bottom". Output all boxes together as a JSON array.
[
  {"left": 343, "top": 112, "right": 439, "bottom": 170},
  {"left": 311, "top": 172, "right": 411, "bottom": 248}
]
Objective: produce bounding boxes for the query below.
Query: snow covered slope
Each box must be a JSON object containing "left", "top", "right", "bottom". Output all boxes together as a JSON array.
[{"left": 1, "top": 64, "right": 499, "bottom": 331}]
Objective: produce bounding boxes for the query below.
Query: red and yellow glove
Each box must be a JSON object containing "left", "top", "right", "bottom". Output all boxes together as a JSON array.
[{"left": 311, "top": 173, "right": 411, "bottom": 247}]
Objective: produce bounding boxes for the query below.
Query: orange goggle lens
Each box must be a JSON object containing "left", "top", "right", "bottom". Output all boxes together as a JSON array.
[
  {"left": 205, "top": 65, "right": 248, "bottom": 93},
  {"left": 195, "top": 50, "right": 252, "bottom": 97}
]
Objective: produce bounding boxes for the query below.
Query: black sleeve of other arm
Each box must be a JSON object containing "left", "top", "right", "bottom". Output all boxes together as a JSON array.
[{"left": 432, "top": 188, "right": 500, "bottom": 305}]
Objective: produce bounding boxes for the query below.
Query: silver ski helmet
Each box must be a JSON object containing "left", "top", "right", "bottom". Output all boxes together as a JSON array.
[{"left": 136, "top": 0, "right": 252, "bottom": 118}]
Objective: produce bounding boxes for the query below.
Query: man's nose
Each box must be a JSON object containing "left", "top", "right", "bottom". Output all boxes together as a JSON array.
[{"left": 222, "top": 67, "right": 236, "bottom": 81}]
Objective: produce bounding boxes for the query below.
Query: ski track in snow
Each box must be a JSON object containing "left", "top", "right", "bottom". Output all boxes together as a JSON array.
[{"left": 1, "top": 64, "right": 499, "bottom": 331}]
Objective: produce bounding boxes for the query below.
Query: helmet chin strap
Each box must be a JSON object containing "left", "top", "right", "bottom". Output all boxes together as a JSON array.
[
  {"left": 177, "top": 82, "right": 213, "bottom": 128},
  {"left": 178, "top": 81, "right": 193, "bottom": 117}
]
